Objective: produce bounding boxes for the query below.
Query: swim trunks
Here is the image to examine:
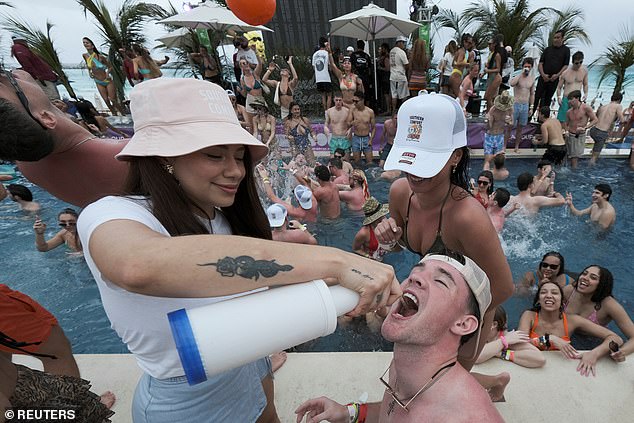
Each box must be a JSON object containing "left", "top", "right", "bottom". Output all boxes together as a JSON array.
[
  {"left": 566, "top": 132, "right": 586, "bottom": 158},
  {"left": 589, "top": 127, "right": 609, "bottom": 153},
  {"left": 0, "top": 284, "right": 58, "bottom": 354},
  {"left": 543, "top": 145, "right": 567, "bottom": 165},
  {"left": 557, "top": 97, "right": 569, "bottom": 122},
  {"left": 513, "top": 102, "right": 529, "bottom": 126},
  {"left": 484, "top": 133, "right": 505, "bottom": 155},
  {"left": 329, "top": 136, "right": 351, "bottom": 154},
  {"left": 352, "top": 135, "right": 372, "bottom": 153}
]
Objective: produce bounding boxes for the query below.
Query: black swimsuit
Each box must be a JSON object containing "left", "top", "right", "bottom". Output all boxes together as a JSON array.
[{"left": 400, "top": 187, "right": 452, "bottom": 257}]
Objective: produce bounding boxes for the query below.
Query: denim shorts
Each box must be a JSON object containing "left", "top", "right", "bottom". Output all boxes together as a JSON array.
[
  {"left": 352, "top": 135, "right": 372, "bottom": 153},
  {"left": 513, "top": 103, "right": 529, "bottom": 126},
  {"left": 131, "top": 357, "right": 270, "bottom": 423},
  {"left": 484, "top": 133, "right": 505, "bottom": 155}
]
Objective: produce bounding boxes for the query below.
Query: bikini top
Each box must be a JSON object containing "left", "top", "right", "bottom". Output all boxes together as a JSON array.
[
  {"left": 529, "top": 312, "right": 570, "bottom": 351},
  {"left": 138, "top": 68, "right": 151, "bottom": 75},
  {"left": 563, "top": 289, "right": 604, "bottom": 326},
  {"left": 400, "top": 186, "right": 452, "bottom": 257},
  {"left": 340, "top": 73, "right": 357, "bottom": 91},
  {"left": 86, "top": 53, "right": 107, "bottom": 71},
  {"left": 241, "top": 74, "right": 263, "bottom": 92},
  {"left": 257, "top": 120, "right": 272, "bottom": 132}
]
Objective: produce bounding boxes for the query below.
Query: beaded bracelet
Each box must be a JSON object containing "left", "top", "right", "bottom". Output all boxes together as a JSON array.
[{"left": 499, "top": 334, "right": 509, "bottom": 350}]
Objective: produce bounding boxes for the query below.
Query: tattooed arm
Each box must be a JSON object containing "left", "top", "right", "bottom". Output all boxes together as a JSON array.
[{"left": 86, "top": 219, "right": 401, "bottom": 316}]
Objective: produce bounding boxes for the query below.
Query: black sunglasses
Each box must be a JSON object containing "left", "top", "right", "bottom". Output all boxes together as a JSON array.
[
  {"left": 0, "top": 69, "right": 48, "bottom": 130},
  {"left": 477, "top": 180, "right": 489, "bottom": 186},
  {"left": 59, "top": 221, "right": 77, "bottom": 228},
  {"left": 540, "top": 262, "right": 560, "bottom": 270}
]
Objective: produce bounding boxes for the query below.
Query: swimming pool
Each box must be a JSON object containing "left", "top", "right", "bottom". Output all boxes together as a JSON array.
[{"left": 1, "top": 157, "right": 632, "bottom": 353}]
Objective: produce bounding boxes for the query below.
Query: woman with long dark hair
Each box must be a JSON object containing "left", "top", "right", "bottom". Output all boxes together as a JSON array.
[
  {"left": 517, "top": 251, "right": 573, "bottom": 295},
  {"left": 375, "top": 93, "right": 514, "bottom": 371},
  {"left": 131, "top": 44, "right": 167, "bottom": 81},
  {"left": 518, "top": 281, "right": 622, "bottom": 376},
  {"left": 483, "top": 36, "right": 503, "bottom": 111},
  {"left": 284, "top": 102, "right": 316, "bottom": 165},
  {"left": 81, "top": 37, "right": 124, "bottom": 115},
  {"left": 77, "top": 79, "right": 399, "bottom": 422},
  {"left": 564, "top": 265, "right": 634, "bottom": 360},
  {"left": 471, "top": 170, "right": 494, "bottom": 208}
]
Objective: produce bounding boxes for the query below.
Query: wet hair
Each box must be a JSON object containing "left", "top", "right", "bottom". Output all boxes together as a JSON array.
[
  {"left": 522, "top": 57, "right": 534, "bottom": 67},
  {"left": 567, "top": 90, "right": 582, "bottom": 100},
  {"left": 314, "top": 165, "right": 331, "bottom": 182},
  {"left": 541, "top": 251, "right": 565, "bottom": 276},
  {"left": 0, "top": 99, "right": 55, "bottom": 161},
  {"left": 357, "top": 40, "right": 365, "bottom": 50},
  {"left": 574, "top": 265, "right": 613, "bottom": 310},
  {"left": 517, "top": 172, "right": 533, "bottom": 191},
  {"left": 540, "top": 106, "right": 551, "bottom": 117},
  {"left": 7, "top": 184, "right": 33, "bottom": 201},
  {"left": 319, "top": 37, "right": 328, "bottom": 48},
  {"left": 328, "top": 157, "right": 343, "bottom": 169},
  {"left": 58, "top": 208, "right": 78, "bottom": 219},
  {"left": 334, "top": 148, "right": 347, "bottom": 157},
  {"left": 493, "top": 153, "right": 505, "bottom": 169},
  {"left": 285, "top": 102, "right": 302, "bottom": 121},
  {"left": 123, "top": 153, "right": 271, "bottom": 239},
  {"left": 493, "top": 305, "right": 508, "bottom": 331},
  {"left": 595, "top": 183, "right": 612, "bottom": 200},
  {"left": 82, "top": 37, "right": 101, "bottom": 55},
  {"left": 537, "top": 159, "right": 552, "bottom": 169},
  {"left": 478, "top": 171, "right": 494, "bottom": 195},
  {"left": 572, "top": 51, "right": 584, "bottom": 62},
  {"left": 354, "top": 90, "right": 365, "bottom": 100},
  {"left": 611, "top": 92, "right": 623, "bottom": 102},
  {"left": 493, "top": 188, "right": 510, "bottom": 208},
  {"left": 531, "top": 281, "right": 565, "bottom": 317}
]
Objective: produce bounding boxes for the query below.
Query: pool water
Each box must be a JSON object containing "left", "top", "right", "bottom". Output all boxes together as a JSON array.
[{"left": 1, "top": 158, "right": 632, "bottom": 353}]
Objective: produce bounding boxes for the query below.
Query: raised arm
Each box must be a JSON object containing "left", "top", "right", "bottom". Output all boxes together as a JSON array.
[
  {"left": 328, "top": 52, "right": 342, "bottom": 80},
  {"left": 288, "top": 57, "right": 299, "bottom": 89},
  {"left": 262, "top": 62, "right": 278, "bottom": 87},
  {"left": 565, "top": 192, "right": 591, "bottom": 216}
]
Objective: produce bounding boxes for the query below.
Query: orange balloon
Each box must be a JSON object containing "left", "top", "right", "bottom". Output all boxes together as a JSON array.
[{"left": 227, "top": 0, "right": 277, "bottom": 26}]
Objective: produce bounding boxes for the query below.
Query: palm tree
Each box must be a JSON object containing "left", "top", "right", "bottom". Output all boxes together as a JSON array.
[
  {"left": 540, "top": 6, "right": 590, "bottom": 51},
  {"left": 590, "top": 25, "right": 634, "bottom": 96},
  {"left": 462, "top": 0, "right": 555, "bottom": 66},
  {"left": 76, "top": 0, "right": 167, "bottom": 101},
  {"left": 1, "top": 16, "right": 77, "bottom": 98},
  {"left": 434, "top": 9, "right": 469, "bottom": 44}
]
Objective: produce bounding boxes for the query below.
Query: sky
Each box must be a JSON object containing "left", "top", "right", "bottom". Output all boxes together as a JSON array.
[{"left": 0, "top": 0, "right": 632, "bottom": 65}]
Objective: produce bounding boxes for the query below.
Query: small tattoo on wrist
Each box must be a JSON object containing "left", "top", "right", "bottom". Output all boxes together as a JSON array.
[{"left": 200, "top": 256, "right": 293, "bottom": 280}]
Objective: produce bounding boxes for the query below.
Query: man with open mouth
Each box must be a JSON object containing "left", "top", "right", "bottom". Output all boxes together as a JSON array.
[{"left": 295, "top": 252, "right": 504, "bottom": 422}]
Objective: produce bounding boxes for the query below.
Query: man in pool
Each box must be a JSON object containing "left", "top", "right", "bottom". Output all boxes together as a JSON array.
[
  {"left": 509, "top": 172, "right": 565, "bottom": 215},
  {"left": 295, "top": 254, "right": 504, "bottom": 423},
  {"left": 565, "top": 183, "right": 616, "bottom": 230},
  {"left": 589, "top": 92, "right": 625, "bottom": 165}
]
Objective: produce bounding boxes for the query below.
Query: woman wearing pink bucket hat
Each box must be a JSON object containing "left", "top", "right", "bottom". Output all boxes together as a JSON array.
[{"left": 76, "top": 79, "right": 401, "bottom": 422}]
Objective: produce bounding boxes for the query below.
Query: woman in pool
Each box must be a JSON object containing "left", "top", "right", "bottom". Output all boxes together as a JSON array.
[
  {"left": 476, "top": 305, "right": 545, "bottom": 368},
  {"left": 471, "top": 170, "right": 494, "bottom": 209},
  {"left": 76, "top": 79, "right": 399, "bottom": 422},
  {"left": 518, "top": 281, "right": 622, "bottom": 376},
  {"left": 262, "top": 57, "right": 298, "bottom": 119},
  {"left": 131, "top": 44, "right": 168, "bottom": 81},
  {"left": 81, "top": 37, "right": 123, "bottom": 116},
  {"left": 375, "top": 93, "right": 514, "bottom": 369},
  {"left": 338, "top": 169, "right": 370, "bottom": 212},
  {"left": 352, "top": 197, "right": 389, "bottom": 262},
  {"left": 33, "top": 208, "right": 82, "bottom": 253},
  {"left": 328, "top": 53, "right": 364, "bottom": 108},
  {"left": 284, "top": 102, "right": 316, "bottom": 166},
  {"left": 517, "top": 251, "right": 573, "bottom": 295},
  {"left": 563, "top": 265, "right": 634, "bottom": 360},
  {"left": 236, "top": 57, "right": 265, "bottom": 130}
]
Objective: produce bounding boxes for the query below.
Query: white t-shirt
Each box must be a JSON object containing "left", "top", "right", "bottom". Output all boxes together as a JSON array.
[
  {"left": 442, "top": 52, "right": 454, "bottom": 76},
  {"left": 312, "top": 49, "right": 331, "bottom": 83},
  {"left": 389, "top": 47, "right": 409, "bottom": 81},
  {"left": 78, "top": 196, "right": 265, "bottom": 379}
]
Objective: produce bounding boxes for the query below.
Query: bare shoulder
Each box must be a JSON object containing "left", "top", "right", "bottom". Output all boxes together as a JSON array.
[{"left": 389, "top": 178, "right": 410, "bottom": 200}]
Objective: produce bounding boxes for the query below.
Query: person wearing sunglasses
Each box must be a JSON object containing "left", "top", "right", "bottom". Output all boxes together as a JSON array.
[
  {"left": 0, "top": 68, "right": 129, "bottom": 208},
  {"left": 556, "top": 51, "right": 589, "bottom": 123},
  {"left": 296, "top": 253, "right": 504, "bottom": 422},
  {"left": 33, "top": 208, "right": 82, "bottom": 253},
  {"left": 470, "top": 170, "right": 494, "bottom": 209},
  {"left": 517, "top": 251, "right": 573, "bottom": 296}
]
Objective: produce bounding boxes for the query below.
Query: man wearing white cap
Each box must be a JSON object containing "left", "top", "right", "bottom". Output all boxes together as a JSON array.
[
  {"left": 296, "top": 253, "right": 504, "bottom": 422},
  {"left": 267, "top": 203, "right": 316, "bottom": 245},
  {"left": 374, "top": 93, "right": 514, "bottom": 370},
  {"left": 256, "top": 166, "right": 318, "bottom": 223},
  {"left": 389, "top": 36, "right": 410, "bottom": 113}
]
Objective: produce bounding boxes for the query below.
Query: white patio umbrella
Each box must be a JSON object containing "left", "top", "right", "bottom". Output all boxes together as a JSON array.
[
  {"left": 329, "top": 2, "right": 421, "bottom": 100},
  {"left": 156, "top": 28, "right": 194, "bottom": 49}
]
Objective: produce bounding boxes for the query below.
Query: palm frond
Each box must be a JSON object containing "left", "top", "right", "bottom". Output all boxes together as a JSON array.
[
  {"left": 590, "top": 25, "right": 634, "bottom": 95},
  {"left": 544, "top": 6, "right": 590, "bottom": 50}
]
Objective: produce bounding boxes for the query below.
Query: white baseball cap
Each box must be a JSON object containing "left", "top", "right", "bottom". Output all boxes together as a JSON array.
[
  {"left": 346, "top": 46, "right": 354, "bottom": 52},
  {"left": 383, "top": 93, "right": 467, "bottom": 178},
  {"left": 294, "top": 185, "right": 313, "bottom": 210},
  {"left": 395, "top": 35, "right": 408, "bottom": 43},
  {"left": 266, "top": 203, "right": 287, "bottom": 228},
  {"left": 419, "top": 253, "right": 491, "bottom": 360}
]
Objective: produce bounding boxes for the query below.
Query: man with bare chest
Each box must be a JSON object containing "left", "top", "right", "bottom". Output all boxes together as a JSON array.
[
  {"left": 483, "top": 92, "right": 513, "bottom": 170},
  {"left": 510, "top": 58, "right": 536, "bottom": 152},
  {"left": 556, "top": 51, "right": 588, "bottom": 122},
  {"left": 589, "top": 92, "right": 625, "bottom": 164},
  {"left": 566, "top": 184, "right": 616, "bottom": 230},
  {"left": 325, "top": 93, "right": 352, "bottom": 159},
  {"left": 565, "top": 90, "right": 598, "bottom": 168},
  {"left": 379, "top": 112, "right": 397, "bottom": 168},
  {"left": 348, "top": 91, "right": 376, "bottom": 165},
  {"left": 533, "top": 106, "right": 567, "bottom": 165},
  {"left": 311, "top": 165, "right": 341, "bottom": 219}
]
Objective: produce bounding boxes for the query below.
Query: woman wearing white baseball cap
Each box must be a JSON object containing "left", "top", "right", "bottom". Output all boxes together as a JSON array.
[
  {"left": 375, "top": 93, "right": 514, "bottom": 368},
  {"left": 76, "top": 78, "right": 401, "bottom": 422}
]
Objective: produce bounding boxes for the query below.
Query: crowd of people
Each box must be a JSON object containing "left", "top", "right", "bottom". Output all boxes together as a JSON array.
[{"left": 0, "top": 23, "right": 632, "bottom": 423}]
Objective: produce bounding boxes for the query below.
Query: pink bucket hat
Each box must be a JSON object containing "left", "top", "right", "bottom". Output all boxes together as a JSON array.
[{"left": 115, "top": 78, "right": 269, "bottom": 162}]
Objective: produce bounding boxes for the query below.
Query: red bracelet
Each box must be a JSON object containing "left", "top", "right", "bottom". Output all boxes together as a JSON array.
[
  {"left": 499, "top": 334, "right": 509, "bottom": 349},
  {"left": 358, "top": 403, "right": 368, "bottom": 423}
]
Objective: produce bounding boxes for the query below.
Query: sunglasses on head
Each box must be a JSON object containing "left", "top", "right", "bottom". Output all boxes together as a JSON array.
[
  {"left": 59, "top": 221, "right": 77, "bottom": 228},
  {"left": 477, "top": 180, "right": 489, "bottom": 186},
  {"left": 0, "top": 68, "right": 48, "bottom": 130},
  {"left": 540, "top": 262, "right": 559, "bottom": 270}
]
